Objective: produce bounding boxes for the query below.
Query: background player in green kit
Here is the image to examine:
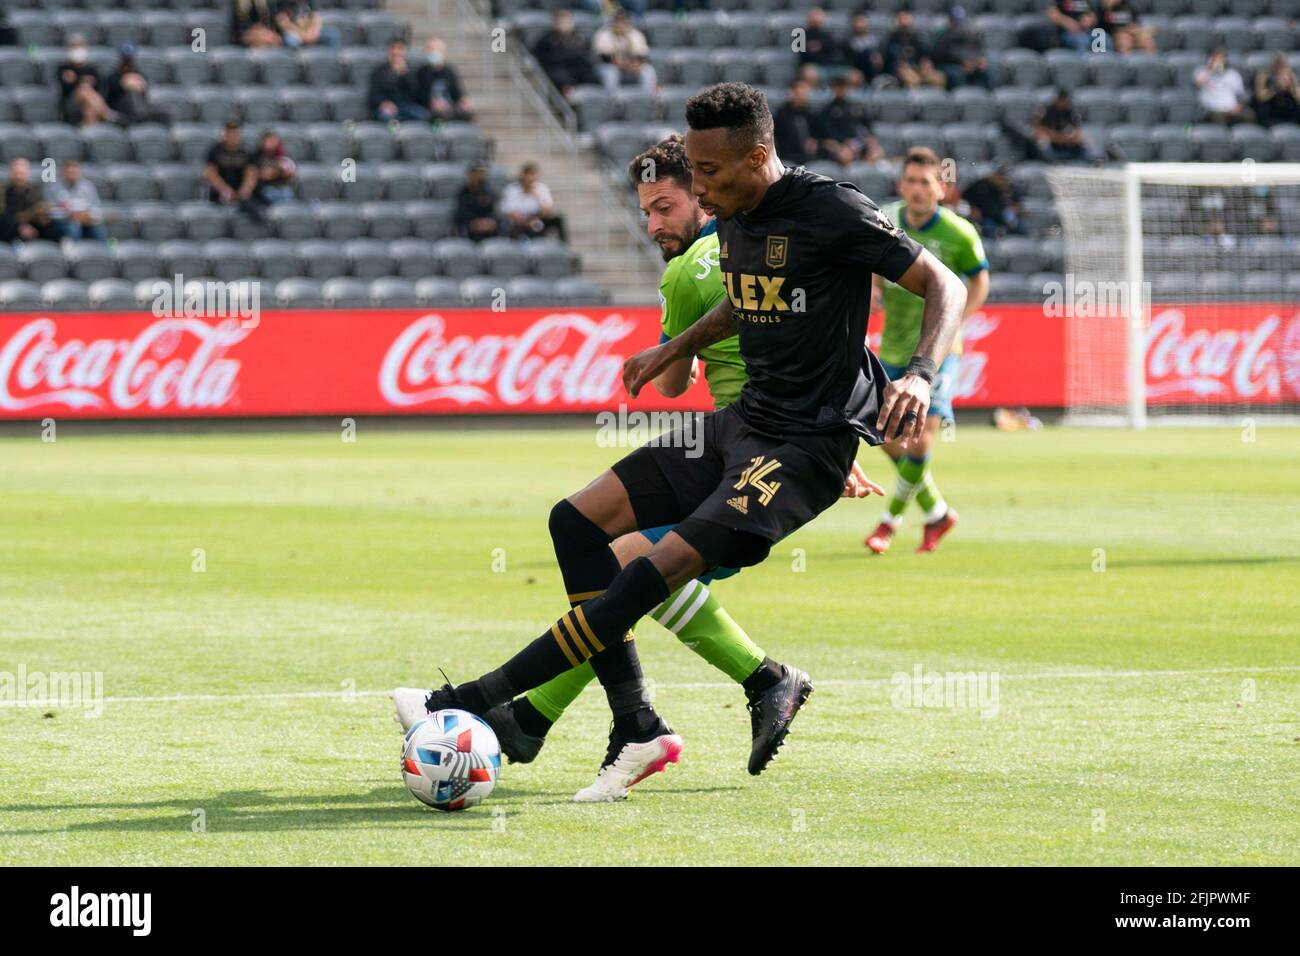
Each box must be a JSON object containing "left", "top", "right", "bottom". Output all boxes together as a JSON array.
[
  {"left": 457, "top": 135, "right": 882, "bottom": 774},
  {"left": 866, "top": 147, "right": 990, "bottom": 555}
]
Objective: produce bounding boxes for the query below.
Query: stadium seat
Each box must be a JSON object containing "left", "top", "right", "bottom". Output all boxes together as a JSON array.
[
  {"left": 322, "top": 276, "right": 371, "bottom": 307},
  {"left": 404, "top": 200, "right": 453, "bottom": 241},
  {"left": 159, "top": 239, "right": 207, "bottom": 279},
  {"left": 479, "top": 237, "right": 531, "bottom": 278},
  {"left": 64, "top": 242, "right": 115, "bottom": 283},
  {"left": 345, "top": 238, "right": 393, "bottom": 279},
  {"left": 249, "top": 240, "right": 302, "bottom": 282},
  {"left": 528, "top": 238, "right": 578, "bottom": 279},
  {"left": 42, "top": 278, "right": 90, "bottom": 310},
  {"left": 88, "top": 278, "right": 137, "bottom": 310},
  {"left": 268, "top": 203, "right": 320, "bottom": 241},
  {"left": 369, "top": 276, "right": 419, "bottom": 307},
  {"left": 19, "top": 243, "right": 66, "bottom": 284},
  {"left": 388, "top": 239, "right": 437, "bottom": 279},
  {"left": 434, "top": 238, "right": 482, "bottom": 280},
  {"left": 114, "top": 241, "right": 164, "bottom": 283},
  {"left": 0, "top": 279, "right": 42, "bottom": 309},
  {"left": 274, "top": 277, "right": 324, "bottom": 308},
  {"left": 414, "top": 276, "right": 463, "bottom": 305},
  {"left": 297, "top": 239, "right": 347, "bottom": 280},
  {"left": 204, "top": 239, "right": 253, "bottom": 282},
  {"left": 553, "top": 277, "right": 612, "bottom": 305}
]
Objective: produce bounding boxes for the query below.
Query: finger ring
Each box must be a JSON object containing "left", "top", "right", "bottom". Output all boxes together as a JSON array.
[{"left": 902, "top": 411, "right": 918, "bottom": 422}]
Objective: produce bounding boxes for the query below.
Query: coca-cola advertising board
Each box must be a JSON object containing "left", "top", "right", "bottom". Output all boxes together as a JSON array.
[{"left": 0, "top": 304, "right": 1296, "bottom": 420}]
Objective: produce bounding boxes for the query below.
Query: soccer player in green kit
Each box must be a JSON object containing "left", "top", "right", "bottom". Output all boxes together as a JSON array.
[
  {"left": 866, "top": 147, "right": 990, "bottom": 555},
  {"left": 397, "top": 134, "right": 881, "bottom": 775}
]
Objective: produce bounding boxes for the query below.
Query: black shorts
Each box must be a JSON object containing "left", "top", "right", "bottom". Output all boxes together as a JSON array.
[{"left": 611, "top": 404, "right": 857, "bottom": 566}]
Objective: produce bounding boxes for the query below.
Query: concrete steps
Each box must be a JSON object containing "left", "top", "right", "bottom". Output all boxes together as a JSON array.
[{"left": 389, "top": 0, "right": 661, "bottom": 304}]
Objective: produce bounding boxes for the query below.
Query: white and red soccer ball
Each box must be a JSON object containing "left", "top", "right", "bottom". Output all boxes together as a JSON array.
[{"left": 401, "top": 709, "right": 501, "bottom": 812}]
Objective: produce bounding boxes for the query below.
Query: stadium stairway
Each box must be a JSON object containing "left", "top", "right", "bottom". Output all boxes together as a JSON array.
[{"left": 400, "top": 0, "right": 662, "bottom": 305}]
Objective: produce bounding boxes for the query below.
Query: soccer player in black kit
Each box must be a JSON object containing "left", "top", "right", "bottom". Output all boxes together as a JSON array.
[{"left": 394, "top": 83, "right": 966, "bottom": 802}]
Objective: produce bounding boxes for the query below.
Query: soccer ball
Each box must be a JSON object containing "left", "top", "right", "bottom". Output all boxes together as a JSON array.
[{"left": 401, "top": 708, "right": 501, "bottom": 811}]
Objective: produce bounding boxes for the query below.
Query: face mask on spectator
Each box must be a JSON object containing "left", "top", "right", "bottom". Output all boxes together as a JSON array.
[
  {"left": 69, "top": 47, "right": 88, "bottom": 64},
  {"left": 428, "top": 52, "right": 444, "bottom": 66}
]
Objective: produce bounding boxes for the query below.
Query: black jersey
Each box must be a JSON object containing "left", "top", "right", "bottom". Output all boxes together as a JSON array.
[{"left": 717, "top": 165, "right": 922, "bottom": 442}]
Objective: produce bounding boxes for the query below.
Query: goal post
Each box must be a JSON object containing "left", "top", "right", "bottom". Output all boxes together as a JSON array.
[{"left": 1047, "top": 163, "right": 1300, "bottom": 428}]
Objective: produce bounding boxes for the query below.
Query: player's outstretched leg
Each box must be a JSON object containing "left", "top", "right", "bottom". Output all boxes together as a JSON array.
[{"left": 484, "top": 526, "right": 811, "bottom": 774}]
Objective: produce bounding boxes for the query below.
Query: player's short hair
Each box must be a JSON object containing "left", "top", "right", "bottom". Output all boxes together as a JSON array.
[
  {"left": 685, "top": 82, "right": 774, "bottom": 152},
  {"left": 628, "top": 133, "right": 692, "bottom": 191},
  {"left": 903, "top": 146, "right": 942, "bottom": 171}
]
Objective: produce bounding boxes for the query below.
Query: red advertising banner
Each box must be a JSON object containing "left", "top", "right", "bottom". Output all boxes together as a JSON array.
[{"left": 0, "top": 303, "right": 1295, "bottom": 420}]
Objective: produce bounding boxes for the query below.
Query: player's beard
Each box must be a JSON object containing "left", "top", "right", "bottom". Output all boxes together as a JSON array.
[{"left": 654, "top": 221, "right": 700, "bottom": 262}]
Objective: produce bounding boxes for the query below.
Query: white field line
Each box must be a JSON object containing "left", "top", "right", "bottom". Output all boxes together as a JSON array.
[{"left": 2, "top": 665, "right": 1296, "bottom": 708}]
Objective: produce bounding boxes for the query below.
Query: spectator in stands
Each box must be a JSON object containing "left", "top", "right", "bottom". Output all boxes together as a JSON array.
[
  {"left": 773, "top": 79, "right": 821, "bottom": 166},
  {"left": 49, "top": 160, "right": 107, "bottom": 242},
  {"left": 57, "top": 35, "right": 116, "bottom": 127},
  {"left": 370, "top": 40, "right": 431, "bottom": 123},
  {"left": 0, "top": 9, "right": 16, "bottom": 46},
  {"left": 205, "top": 120, "right": 263, "bottom": 220},
  {"left": 275, "top": 1, "right": 339, "bottom": 48},
  {"left": 416, "top": 37, "right": 473, "bottom": 122},
  {"left": 105, "top": 45, "right": 171, "bottom": 126},
  {"left": 933, "top": 6, "right": 990, "bottom": 90},
  {"left": 1046, "top": 1, "right": 1098, "bottom": 54},
  {"left": 233, "top": 0, "right": 282, "bottom": 48},
  {"left": 1252, "top": 53, "right": 1300, "bottom": 129},
  {"left": 962, "top": 166, "right": 1025, "bottom": 238},
  {"left": 1194, "top": 48, "right": 1252, "bottom": 126},
  {"left": 1097, "top": 0, "right": 1155, "bottom": 54},
  {"left": 1, "top": 159, "right": 59, "bottom": 243},
  {"left": 500, "top": 163, "right": 566, "bottom": 241},
  {"left": 592, "top": 8, "right": 656, "bottom": 94},
  {"left": 885, "top": 9, "right": 945, "bottom": 90},
  {"left": 253, "top": 131, "right": 296, "bottom": 205},
  {"left": 1031, "top": 89, "right": 1100, "bottom": 163},
  {"left": 846, "top": 13, "right": 885, "bottom": 87},
  {"left": 818, "top": 75, "right": 883, "bottom": 165},
  {"left": 797, "top": 7, "right": 847, "bottom": 76},
  {"left": 455, "top": 162, "right": 500, "bottom": 241},
  {"left": 532, "top": 8, "right": 599, "bottom": 100}
]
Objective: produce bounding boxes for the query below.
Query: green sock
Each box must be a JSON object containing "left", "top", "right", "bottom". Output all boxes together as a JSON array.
[
  {"left": 911, "top": 459, "right": 948, "bottom": 520},
  {"left": 650, "top": 578, "right": 765, "bottom": 684},
  {"left": 525, "top": 660, "right": 594, "bottom": 722},
  {"left": 522, "top": 577, "right": 766, "bottom": 724},
  {"left": 887, "top": 454, "right": 925, "bottom": 519}
]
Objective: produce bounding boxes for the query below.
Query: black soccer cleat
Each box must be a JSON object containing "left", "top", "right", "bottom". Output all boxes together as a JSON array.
[
  {"left": 481, "top": 701, "right": 546, "bottom": 764},
  {"left": 746, "top": 664, "right": 814, "bottom": 775}
]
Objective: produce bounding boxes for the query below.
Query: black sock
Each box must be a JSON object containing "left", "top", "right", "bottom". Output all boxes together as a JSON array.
[
  {"left": 606, "top": 678, "right": 660, "bottom": 739},
  {"left": 453, "top": 666, "right": 515, "bottom": 714},
  {"left": 742, "top": 656, "right": 784, "bottom": 695},
  {"left": 498, "top": 556, "right": 670, "bottom": 699},
  {"left": 510, "top": 696, "right": 553, "bottom": 738}
]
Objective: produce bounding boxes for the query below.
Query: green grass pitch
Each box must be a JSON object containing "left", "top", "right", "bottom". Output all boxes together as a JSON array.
[{"left": 1, "top": 423, "right": 1296, "bottom": 866}]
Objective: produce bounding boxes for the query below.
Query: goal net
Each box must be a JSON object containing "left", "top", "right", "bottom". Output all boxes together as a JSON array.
[{"left": 1047, "top": 163, "right": 1300, "bottom": 427}]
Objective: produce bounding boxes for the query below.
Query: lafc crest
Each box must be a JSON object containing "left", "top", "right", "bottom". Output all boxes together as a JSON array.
[{"left": 765, "top": 235, "right": 788, "bottom": 269}]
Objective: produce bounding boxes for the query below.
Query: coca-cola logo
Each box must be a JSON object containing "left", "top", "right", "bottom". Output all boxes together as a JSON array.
[
  {"left": 1144, "top": 309, "right": 1298, "bottom": 400},
  {"left": 379, "top": 313, "right": 639, "bottom": 407},
  {"left": 0, "top": 317, "right": 248, "bottom": 412}
]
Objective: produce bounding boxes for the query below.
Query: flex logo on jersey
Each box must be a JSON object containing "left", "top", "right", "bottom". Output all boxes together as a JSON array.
[
  {"left": 722, "top": 271, "right": 790, "bottom": 312},
  {"left": 735, "top": 456, "right": 782, "bottom": 506},
  {"left": 765, "top": 235, "right": 789, "bottom": 269}
]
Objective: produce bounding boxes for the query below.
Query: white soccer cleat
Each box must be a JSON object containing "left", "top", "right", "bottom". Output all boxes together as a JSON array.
[
  {"left": 572, "top": 733, "right": 683, "bottom": 803},
  {"left": 391, "top": 687, "right": 432, "bottom": 732}
]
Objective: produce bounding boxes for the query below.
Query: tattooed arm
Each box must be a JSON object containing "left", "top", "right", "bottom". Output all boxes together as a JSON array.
[{"left": 622, "top": 297, "right": 736, "bottom": 398}]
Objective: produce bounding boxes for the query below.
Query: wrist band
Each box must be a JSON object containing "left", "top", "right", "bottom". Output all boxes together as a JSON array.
[{"left": 905, "top": 356, "right": 938, "bottom": 384}]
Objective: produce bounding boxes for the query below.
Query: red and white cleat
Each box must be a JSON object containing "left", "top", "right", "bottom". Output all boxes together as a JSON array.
[
  {"left": 573, "top": 732, "right": 683, "bottom": 803},
  {"left": 865, "top": 521, "right": 895, "bottom": 554},
  {"left": 917, "top": 509, "right": 959, "bottom": 553}
]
